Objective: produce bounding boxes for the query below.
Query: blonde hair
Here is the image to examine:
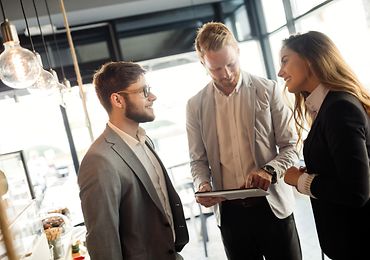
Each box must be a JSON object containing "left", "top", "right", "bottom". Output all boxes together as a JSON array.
[
  {"left": 282, "top": 31, "right": 370, "bottom": 144},
  {"left": 194, "top": 22, "right": 238, "bottom": 60}
]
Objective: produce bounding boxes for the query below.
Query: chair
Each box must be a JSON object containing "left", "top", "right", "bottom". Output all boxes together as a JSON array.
[
  {"left": 167, "top": 162, "right": 210, "bottom": 257},
  {"left": 175, "top": 181, "right": 210, "bottom": 257}
]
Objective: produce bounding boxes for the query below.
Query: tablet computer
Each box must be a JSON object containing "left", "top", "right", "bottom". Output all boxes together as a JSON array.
[{"left": 195, "top": 188, "right": 269, "bottom": 200}]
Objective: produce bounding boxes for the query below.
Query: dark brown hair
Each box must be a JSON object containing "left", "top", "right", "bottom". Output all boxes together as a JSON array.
[{"left": 93, "top": 61, "right": 146, "bottom": 113}]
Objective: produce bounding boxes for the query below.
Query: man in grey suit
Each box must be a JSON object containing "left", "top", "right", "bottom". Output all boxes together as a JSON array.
[
  {"left": 186, "top": 22, "right": 302, "bottom": 260},
  {"left": 78, "top": 61, "right": 189, "bottom": 260}
]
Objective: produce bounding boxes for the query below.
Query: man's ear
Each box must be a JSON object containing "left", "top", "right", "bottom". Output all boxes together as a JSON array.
[{"left": 111, "top": 93, "right": 124, "bottom": 109}]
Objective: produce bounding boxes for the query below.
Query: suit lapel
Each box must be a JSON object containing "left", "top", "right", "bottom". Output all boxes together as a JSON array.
[
  {"left": 202, "top": 84, "right": 223, "bottom": 189},
  {"left": 104, "top": 127, "right": 166, "bottom": 216},
  {"left": 241, "top": 72, "right": 257, "bottom": 164}
]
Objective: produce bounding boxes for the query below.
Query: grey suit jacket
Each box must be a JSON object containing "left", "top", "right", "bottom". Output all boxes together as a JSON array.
[
  {"left": 186, "top": 71, "right": 299, "bottom": 223},
  {"left": 78, "top": 126, "right": 189, "bottom": 260}
]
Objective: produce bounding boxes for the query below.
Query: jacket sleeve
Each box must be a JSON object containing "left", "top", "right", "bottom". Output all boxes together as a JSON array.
[
  {"left": 311, "top": 98, "right": 369, "bottom": 207},
  {"left": 186, "top": 97, "right": 212, "bottom": 190},
  {"left": 265, "top": 81, "right": 299, "bottom": 177},
  {"left": 78, "top": 153, "right": 124, "bottom": 260}
]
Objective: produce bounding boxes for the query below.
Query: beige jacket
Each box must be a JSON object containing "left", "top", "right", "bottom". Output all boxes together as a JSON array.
[{"left": 186, "top": 71, "right": 299, "bottom": 224}]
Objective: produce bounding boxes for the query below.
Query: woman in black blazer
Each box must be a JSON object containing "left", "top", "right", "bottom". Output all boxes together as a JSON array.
[{"left": 278, "top": 31, "right": 370, "bottom": 260}]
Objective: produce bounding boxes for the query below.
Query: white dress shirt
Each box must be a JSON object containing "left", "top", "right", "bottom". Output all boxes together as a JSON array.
[
  {"left": 108, "top": 122, "right": 175, "bottom": 240},
  {"left": 297, "top": 84, "right": 329, "bottom": 198},
  {"left": 214, "top": 73, "right": 257, "bottom": 189}
]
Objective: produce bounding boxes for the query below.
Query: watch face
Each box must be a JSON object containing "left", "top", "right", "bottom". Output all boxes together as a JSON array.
[
  {"left": 264, "top": 165, "right": 275, "bottom": 174},
  {"left": 263, "top": 165, "right": 277, "bottom": 184}
]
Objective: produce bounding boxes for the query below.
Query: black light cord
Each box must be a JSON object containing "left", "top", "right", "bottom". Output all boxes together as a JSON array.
[
  {"left": 32, "top": 0, "right": 51, "bottom": 70},
  {"left": 45, "top": 0, "right": 65, "bottom": 79},
  {"left": 20, "top": 0, "right": 36, "bottom": 52},
  {"left": 0, "top": 0, "right": 7, "bottom": 22}
]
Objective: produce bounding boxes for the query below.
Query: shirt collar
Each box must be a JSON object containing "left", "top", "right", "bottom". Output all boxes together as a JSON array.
[
  {"left": 305, "top": 84, "right": 329, "bottom": 115},
  {"left": 107, "top": 121, "right": 147, "bottom": 148},
  {"left": 213, "top": 72, "right": 243, "bottom": 96}
]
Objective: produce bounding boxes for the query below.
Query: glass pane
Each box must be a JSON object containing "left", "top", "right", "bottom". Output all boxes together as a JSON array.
[
  {"left": 38, "top": 41, "right": 110, "bottom": 69},
  {"left": 223, "top": 0, "right": 251, "bottom": 41},
  {"left": 63, "top": 86, "right": 105, "bottom": 162},
  {"left": 0, "top": 92, "right": 83, "bottom": 225},
  {"left": 119, "top": 28, "right": 196, "bottom": 61},
  {"left": 290, "top": 0, "right": 327, "bottom": 17},
  {"left": 261, "top": 0, "right": 287, "bottom": 32},
  {"left": 75, "top": 42, "right": 110, "bottom": 63},
  {"left": 239, "top": 40, "right": 266, "bottom": 77},
  {"left": 268, "top": 27, "right": 290, "bottom": 80},
  {"left": 295, "top": 0, "right": 370, "bottom": 88},
  {"left": 234, "top": 5, "right": 251, "bottom": 41},
  {"left": 268, "top": 27, "right": 295, "bottom": 121},
  {"left": 142, "top": 53, "right": 210, "bottom": 168}
]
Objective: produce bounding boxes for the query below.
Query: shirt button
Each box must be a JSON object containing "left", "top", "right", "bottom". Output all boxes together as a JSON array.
[{"left": 168, "top": 249, "right": 175, "bottom": 254}]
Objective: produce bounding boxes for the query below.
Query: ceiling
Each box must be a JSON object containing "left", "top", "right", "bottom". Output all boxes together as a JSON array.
[
  {"left": 0, "top": 0, "right": 223, "bottom": 94},
  {"left": 1, "top": 0, "right": 221, "bottom": 33}
]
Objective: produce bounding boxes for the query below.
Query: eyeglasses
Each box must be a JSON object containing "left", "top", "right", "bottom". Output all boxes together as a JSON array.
[{"left": 116, "top": 85, "right": 151, "bottom": 98}]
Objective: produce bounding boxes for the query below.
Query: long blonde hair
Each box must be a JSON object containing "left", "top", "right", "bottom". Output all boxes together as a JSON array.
[{"left": 282, "top": 31, "right": 370, "bottom": 143}]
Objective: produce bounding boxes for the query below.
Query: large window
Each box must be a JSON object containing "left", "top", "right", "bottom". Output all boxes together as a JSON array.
[
  {"left": 290, "top": 0, "right": 328, "bottom": 17},
  {"left": 261, "top": 0, "right": 287, "bottom": 32},
  {"left": 295, "top": 0, "right": 370, "bottom": 87},
  {"left": 119, "top": 27, "right": 197, "bottom": 61},
  {"left": 0, "top": 91, "right": 82, "bottom": 224},
  {"left": 268, "top": 27, "right": 290, "bottom": 77},
  {"left": 239, "top": 40, "right": 266, "bottom": 77}
]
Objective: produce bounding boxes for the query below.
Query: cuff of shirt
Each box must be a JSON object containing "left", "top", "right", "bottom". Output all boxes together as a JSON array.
[{"left": 297, "top": 172, "right": 317, "bottom": 198}]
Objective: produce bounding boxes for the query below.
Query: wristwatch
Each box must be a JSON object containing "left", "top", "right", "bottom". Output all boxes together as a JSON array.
[{"left": 262, "top": 165, "right": 277, "bottom": 184}]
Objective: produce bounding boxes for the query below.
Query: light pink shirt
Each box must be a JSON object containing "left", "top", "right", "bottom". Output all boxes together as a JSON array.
[{"left": 214, "top": 74, "right": 257, "bottom": 189}]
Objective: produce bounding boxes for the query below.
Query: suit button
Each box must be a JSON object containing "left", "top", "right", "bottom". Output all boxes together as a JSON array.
[
  {"left": 168, "top": 249, "right": 175, "bottom": 254},
  {"left": 164, "top": 222, "right": 170, "bottom": 227}
]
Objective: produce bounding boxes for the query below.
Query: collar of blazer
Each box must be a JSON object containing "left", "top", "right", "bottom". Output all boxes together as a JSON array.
[{"left": 103, "top": 126, "right": 167, "bottom": 217}]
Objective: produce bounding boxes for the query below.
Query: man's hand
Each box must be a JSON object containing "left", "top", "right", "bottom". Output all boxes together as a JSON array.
[
  {"left": 195, "top": 182, "right": 225, "bottom": 207},
  {"left": 244, "top": 169, "right": 273, "bottom": 191},
  {"left": 284, "top": 166, "right": 305, "bottom": 187}
]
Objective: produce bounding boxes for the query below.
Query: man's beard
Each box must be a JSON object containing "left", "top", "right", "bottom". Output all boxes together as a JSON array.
[{"left": 124, "top": 96, "right": 155, "bottom": 123}]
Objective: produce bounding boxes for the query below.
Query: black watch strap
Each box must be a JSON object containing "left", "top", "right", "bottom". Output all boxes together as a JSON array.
[{"left": 262, "top": 165, "right": 277, "bottom": 184}]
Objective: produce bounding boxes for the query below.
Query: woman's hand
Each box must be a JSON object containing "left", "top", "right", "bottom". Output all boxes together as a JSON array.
[{"left": 284, "top": 166, "right": 305, "bottom": 187}]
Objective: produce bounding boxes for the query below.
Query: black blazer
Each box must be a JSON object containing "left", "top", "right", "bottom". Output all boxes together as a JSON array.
[{"left": 304, "top": 91, "right": 370, "bottom": 259}]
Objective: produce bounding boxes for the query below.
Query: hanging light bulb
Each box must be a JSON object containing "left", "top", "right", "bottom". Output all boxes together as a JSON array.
[
  {"left": 44, "top": 0, "right": 72, "bottom": 96},
  {"left": 50, "top": 68, "right": 67, "bottom": 91},
  {"left": 62, "top": 78, "right": 71, "bottom": 89},
  {"left": 28, "top": 52, "right": 60, "bottom": 94},
  {"left": 0, "top": 19, "right": 41, "bottom": 89},
  {"left": 32, "top": 69, "right": 59, "bottom": 89}
]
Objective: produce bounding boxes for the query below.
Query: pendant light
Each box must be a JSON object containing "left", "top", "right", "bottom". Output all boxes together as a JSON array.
[
  {"left": 18, "top": 0, "right": 54, "bottom": 94},
  {"left": 0, "top": 0, "right": 41, "bottom": 89},
  {"left": 26, "top": 0, "right": 64, "bottom": 92},
  {"left": 44, "top": 0, "right": 70, "bottom": 92}
]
